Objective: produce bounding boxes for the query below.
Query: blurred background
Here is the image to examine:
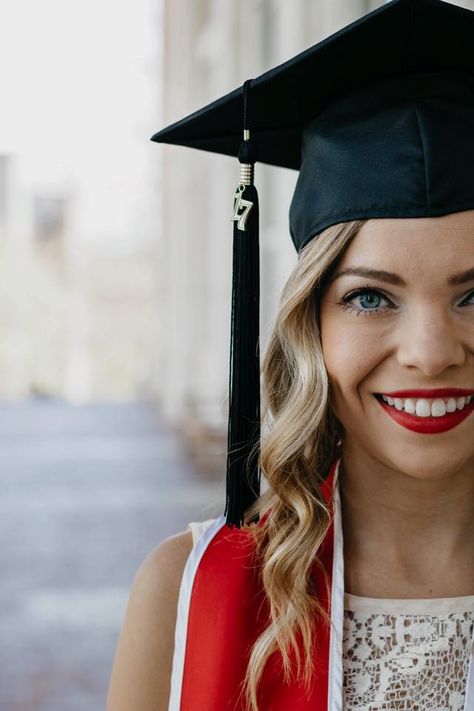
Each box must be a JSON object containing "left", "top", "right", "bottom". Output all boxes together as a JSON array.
[{"left": 1, "top": 0, "right": 473, "bottom": 708}]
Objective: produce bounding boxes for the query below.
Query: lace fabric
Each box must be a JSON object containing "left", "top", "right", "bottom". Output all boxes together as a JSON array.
[{"left": 343, "top": 593, "right": 474, "bottom": 710}]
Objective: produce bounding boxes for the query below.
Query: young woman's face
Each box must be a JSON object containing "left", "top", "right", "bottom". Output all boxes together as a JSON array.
[{"left": 319, "top": 210, "right": 474, "bottom": 479}]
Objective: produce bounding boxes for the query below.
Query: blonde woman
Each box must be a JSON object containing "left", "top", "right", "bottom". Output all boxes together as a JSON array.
[{"left": 107, "top": 1, "right": 474, "bottom": 709}]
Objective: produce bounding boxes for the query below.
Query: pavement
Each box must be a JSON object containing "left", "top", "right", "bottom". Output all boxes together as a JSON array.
[{"left": 0, "top": 399, "right": 224, "bottom": 711}]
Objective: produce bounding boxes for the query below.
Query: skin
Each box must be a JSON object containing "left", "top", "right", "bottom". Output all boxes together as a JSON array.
[{"left": 319, "top": 209, "right": 474, "bottom": 599}]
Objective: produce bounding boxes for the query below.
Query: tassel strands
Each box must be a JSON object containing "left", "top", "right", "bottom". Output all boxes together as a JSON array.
[{"left": 225, "top": 79, "right": 261, "bottom": 527}]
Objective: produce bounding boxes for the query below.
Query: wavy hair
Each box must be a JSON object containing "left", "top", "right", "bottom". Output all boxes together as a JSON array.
[{"left": 239, "top": 219, "right": 368, "bottom": 711}]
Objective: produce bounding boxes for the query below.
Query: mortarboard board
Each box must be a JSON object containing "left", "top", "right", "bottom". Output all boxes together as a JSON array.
[{"left": 150, "top": 0, "right": 474, "bottom": 526}]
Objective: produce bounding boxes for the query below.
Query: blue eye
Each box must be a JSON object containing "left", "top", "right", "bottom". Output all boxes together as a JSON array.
[
  {"left": 338, "top": 286, "right": 474, "bottom": 317},
  {"left": 339, "top": 288, "right": 392, "bottom": 316}
]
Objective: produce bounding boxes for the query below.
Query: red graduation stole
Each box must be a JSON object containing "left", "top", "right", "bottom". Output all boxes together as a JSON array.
[{"left": 168, "top": 458, "right": 340, "bottom": 711}]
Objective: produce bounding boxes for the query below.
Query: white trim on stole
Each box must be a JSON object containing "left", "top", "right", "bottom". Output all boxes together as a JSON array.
[
  {"left": 465, "top": 641, "right": 474, "bottom": 711},
  {"left": 327, "top": 457, "right": 344, "bottom": 711},
  {"left": 168, "top": 514, "right": 227, "bottom": 711}
]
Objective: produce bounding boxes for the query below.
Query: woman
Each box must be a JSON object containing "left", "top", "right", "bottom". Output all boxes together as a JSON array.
[
  {"left": 107, "top": 1, "right": 474, "bottom": 709},
  {"left": 106, "top": 213, "right": 474, "bottom": 710}
]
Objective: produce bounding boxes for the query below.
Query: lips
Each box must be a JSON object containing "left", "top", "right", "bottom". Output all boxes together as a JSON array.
[{"left": 374, "top": 392, "right": 474, "bottom": 434}]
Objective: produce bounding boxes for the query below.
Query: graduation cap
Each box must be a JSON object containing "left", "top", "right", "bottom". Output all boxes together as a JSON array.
[{"left": 151, "top": 0, "right": 474, "bottom": 526}]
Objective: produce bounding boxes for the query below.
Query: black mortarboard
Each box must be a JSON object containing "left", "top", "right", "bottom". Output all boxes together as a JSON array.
[{"left": 151, "top": 0, "right": 474, "bottom": 526}]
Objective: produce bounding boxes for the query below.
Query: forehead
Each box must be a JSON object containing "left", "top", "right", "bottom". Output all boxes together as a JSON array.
[{"left": 340, "top": 210, "right": 474, "bottom": 268}]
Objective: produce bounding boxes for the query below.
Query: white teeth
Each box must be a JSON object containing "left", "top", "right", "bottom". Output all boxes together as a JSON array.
[
  {"left": 415, "top": 399, "right": 431, "bottom": 417},
  {"left": 446, "top": 398, "right": 457, "bottom": 413},
  {"left": 379, "top": 394, "right": 472, "bottom": 417},
  {"left": 431, "top": 399, "right": 446, "bottom": 417}
]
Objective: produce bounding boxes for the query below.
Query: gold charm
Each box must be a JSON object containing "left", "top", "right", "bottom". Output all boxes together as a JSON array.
[{"left": 231, "top": 184, "right": 253, "bottom": 231}]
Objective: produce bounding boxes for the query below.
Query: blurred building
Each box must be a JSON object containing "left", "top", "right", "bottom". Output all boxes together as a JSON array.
[
  {"left": 0, "top": 154, "right": 65, "bottom": 399},
  {"left": 157, "top": 0, "right": 474, "bottom": 476},
  {"left": 0, "top": 0, "right": 162, "bottom": 403},
  {"left": 0, "top": 150, "right": 161, "bottom": 403}
]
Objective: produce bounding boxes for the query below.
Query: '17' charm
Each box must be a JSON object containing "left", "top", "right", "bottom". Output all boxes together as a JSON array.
[{"left": 231, "top": 184, "right": 253, "bottom": 232}]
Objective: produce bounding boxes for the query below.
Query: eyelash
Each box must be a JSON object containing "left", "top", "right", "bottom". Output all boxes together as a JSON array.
[{"left": 339, "top": 286, "right": 474, "bottom": 317}]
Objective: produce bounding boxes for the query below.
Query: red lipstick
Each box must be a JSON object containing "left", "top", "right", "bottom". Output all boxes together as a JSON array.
[{"left": 374, "top": 392, "right": 474, "bottom": 434}]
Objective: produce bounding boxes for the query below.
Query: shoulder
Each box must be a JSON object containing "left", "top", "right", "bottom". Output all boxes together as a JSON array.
[
  {"left": 129, "top": 528, "right": 195, "bottom": 617},
  {"left": 142, "top": 528, "right": 195, "bottom": 583},
  {"left": 106, "top": 529, "right": 193, "bottom": 711}
]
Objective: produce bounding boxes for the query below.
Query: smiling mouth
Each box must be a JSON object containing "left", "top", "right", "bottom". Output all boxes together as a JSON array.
[
  {"left": 373, "top": 394, "right": 474, "bottom": 434},
  {"left": 373, "top": 393, "right": 473, "bottom": 417}
]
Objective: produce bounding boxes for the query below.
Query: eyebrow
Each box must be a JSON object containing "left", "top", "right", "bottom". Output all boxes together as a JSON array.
[{"left": 331, "top": 266, "right": 474, "bottom": 287}]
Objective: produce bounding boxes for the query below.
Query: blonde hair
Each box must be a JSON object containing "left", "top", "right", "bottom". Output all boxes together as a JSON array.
[{"left": 240, "top": 219, "right": 367, "bottom": 711}]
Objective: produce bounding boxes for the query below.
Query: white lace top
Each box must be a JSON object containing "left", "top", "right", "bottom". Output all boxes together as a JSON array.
[
  {"left": 343, "top": 591, "right": 474, "bottom": 710},
  {"left": 188, "top": 520, "right": 474, "bottom": 710}
]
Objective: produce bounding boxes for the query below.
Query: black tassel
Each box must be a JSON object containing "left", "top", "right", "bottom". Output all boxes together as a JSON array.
[{"left": 225, "top": 80, "right": 261, "bottom": 527}]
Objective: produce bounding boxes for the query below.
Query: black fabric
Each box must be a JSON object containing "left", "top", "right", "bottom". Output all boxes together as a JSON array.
[
  {"left": 151, "top": 0, "right": 474, "bottom": 251},
  {"left": 150, "top": 0, "right": 474, "bottom": 172},
  {"left": 225, "top": 179, "right": 261, "bottom": 527},
  {"left": 290, "top": 69, "right": 474, "bottom": 250}
]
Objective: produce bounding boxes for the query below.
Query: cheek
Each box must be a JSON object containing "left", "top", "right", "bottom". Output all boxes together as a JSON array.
[
  {"left": 322, "top": 329, "right": 377, "bottom": 430},
  {"left": 320, "top": 306, "right": 383, "bottom": 396}
]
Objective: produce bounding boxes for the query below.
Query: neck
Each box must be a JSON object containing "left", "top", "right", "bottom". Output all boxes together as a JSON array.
[{"left": 338, "top": 442, "right": 474, "bottom": 597}]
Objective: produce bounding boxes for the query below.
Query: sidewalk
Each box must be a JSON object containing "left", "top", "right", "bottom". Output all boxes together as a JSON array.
[{"left": 0, "top": 400, "right": 223, "bottom": 711}]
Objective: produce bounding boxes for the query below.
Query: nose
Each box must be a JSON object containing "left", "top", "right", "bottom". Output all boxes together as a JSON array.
[{"left": 396, "top": 306, "right": 467, "bottom": 376}]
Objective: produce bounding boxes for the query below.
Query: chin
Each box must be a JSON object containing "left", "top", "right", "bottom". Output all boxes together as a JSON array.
[{"left": 372, "top": 441, "right": 473, "bottom": 482}]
